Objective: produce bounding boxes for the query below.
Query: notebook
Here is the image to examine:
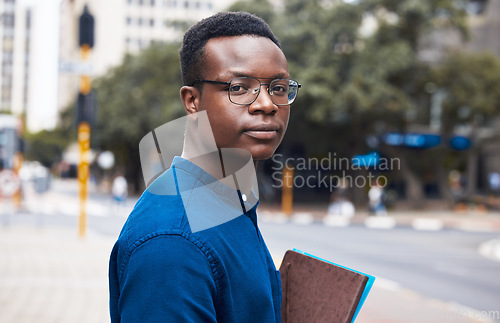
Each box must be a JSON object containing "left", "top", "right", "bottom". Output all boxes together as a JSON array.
[{"left": 279, "top": 249, "right": 375, "bottom": 323}]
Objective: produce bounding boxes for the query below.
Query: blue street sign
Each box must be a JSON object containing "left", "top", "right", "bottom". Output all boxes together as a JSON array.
[
  {"left": 382, "top": 133, "right": 441, "bottom": 149},
  {"left": 449, "top": 136, "right": 471, "bottom": 150}
]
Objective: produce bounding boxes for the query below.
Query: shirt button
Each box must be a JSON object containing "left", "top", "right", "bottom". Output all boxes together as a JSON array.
[{"left": 242, "top": 193, "right": 247, "bottom": 202}]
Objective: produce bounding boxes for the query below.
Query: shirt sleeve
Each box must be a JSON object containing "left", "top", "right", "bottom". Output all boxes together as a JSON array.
[{"left": 116, "top": 234, "right": 218, "bottom": 323}]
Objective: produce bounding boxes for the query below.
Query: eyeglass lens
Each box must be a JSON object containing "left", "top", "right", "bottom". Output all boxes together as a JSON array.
[{"left": 228, "top": 77, "right": 299, "bottom": 105}]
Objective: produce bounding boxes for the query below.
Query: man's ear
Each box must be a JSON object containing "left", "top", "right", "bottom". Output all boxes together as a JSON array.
[{"left": 180, "top": 86, "right": 200, "bottom": 115}]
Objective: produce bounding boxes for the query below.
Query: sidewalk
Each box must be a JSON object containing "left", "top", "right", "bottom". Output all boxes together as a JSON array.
[
  {"left": 0, "top": 225, "right": 113, "bottom": 323},
  {"left": 0, "top": 224, "right": 495, "bottom": 323}
]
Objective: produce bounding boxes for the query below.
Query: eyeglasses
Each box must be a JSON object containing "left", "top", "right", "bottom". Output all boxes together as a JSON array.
[{"left": 191, "top": 77, "right": 301, "bottom": 106}]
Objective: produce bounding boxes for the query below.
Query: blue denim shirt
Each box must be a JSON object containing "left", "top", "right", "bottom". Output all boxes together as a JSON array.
[{"left": 109, "top": 157, "right": 282, "bottom": 322}]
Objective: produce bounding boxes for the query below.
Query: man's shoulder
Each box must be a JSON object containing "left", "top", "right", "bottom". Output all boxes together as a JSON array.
[{"left": 117, "top": 168, "right": 190, "bottom": 250}]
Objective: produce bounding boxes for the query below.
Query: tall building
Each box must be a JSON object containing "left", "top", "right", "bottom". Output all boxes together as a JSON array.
[
  {"left": 57, "top": 0, "right": 237, "bottom": 116},
  {"left": 466, "top": 0, "right": 500, "bottom": 56},
  {"left": 1, "top": 0, "right": 60, "bottom": 132},
  {"left": 1, "top": 0, "right": 28, "bottom": 115}
]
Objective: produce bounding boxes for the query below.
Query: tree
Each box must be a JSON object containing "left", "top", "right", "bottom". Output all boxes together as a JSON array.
[
  {"left": 94, "top": 42, "right": 185, "bottom": 192},
  {"left": 24, "top": 106, "right": 75, "bottom": 168},
  {"left": 432, "top": 51, "right": 500, "bottom": 201}
]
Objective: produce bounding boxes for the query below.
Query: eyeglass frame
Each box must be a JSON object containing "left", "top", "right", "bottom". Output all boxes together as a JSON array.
[{"left": 190, "top": 76, "right": 301, "bottom": 106}]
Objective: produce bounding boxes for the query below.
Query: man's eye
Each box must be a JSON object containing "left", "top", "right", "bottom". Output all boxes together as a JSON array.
[
  {"left": 229, "top": 84, "right": 249, "bottom": 94},
  {"left": 271, "top": 85, "right": 288, "bottom": 94}
]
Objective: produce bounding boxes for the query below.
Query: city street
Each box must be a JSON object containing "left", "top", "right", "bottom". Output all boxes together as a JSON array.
[{"left": 1, "top": 179, "right": 500, "bottom": 322}]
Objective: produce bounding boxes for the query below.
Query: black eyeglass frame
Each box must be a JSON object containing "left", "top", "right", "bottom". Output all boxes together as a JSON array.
[{"left": 191, "top": 77, "right": 301, "bottom": 106}]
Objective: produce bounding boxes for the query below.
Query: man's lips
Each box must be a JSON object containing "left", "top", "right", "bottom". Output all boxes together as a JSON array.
[
  {"left": 244, "top": 130, "right": 278, "bottom": 140},
  {"left": 243, "top": 125, "right": 280, "bottom": 140}
]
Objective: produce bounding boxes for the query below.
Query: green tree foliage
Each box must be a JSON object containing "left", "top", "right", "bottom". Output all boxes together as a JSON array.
[
  {"left": 431, "top": 51, "right": 500, "bottom": 199},
  {"left": 433, "top": 51, "right": 500, "bottom": 134},
  {"left": 25, "top": 129, "right": 72, "bottom": 168},
  {"left": 227, "top": 0, "right": 276, "bottom": 23},
  {"left": 94, "top": 43, "right": 185, "bottom": 191},
  {"left": 24, "top": 106, "right": 75, "bottom": 168}
]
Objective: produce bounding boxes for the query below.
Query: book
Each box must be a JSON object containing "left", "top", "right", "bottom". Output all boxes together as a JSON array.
[{"left": 279, "top": 249, "right": 375, "bottom": 323}]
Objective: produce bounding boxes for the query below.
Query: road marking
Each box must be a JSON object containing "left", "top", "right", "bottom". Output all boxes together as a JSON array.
[
  {"left": 364, "top": 216, "right": 396, "bottom": 229},
  {"left": 290, "top": 212, "right": 314, "bottom": 225},
  {"left": 259, "top": 211, "right": 288, "bottom": 223},
  {"left": 411, "top": 218, "right": 444, "bottom": 231},
  {"left": 323, "top": 215, "right": 351, "bottom": 227},
  {"left": 455, "top": 223, "right": 496, "bottom": 233}
]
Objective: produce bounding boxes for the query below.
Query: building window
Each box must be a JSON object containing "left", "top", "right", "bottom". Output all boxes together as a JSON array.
[
  {"left": 26, "top": 9, "right": 31, "bottom": 29},
  {"left": 467, "top": 0, "right": 487, "bottom": 15},
  {"left": 127, "top": 0, "right": 133, "bottom": 4},
  {"left": 138, "top": 18, "right": 143, "bottom": 26},
  {"left": 149, "top": 19, "right": 154, "bottom": 27},
  {"left": 3, "top": 14, "right": 15, "bottom": 26},
  {"left": 139, "top": 0, "right": 144, "bottom": 5},
  {"left": 184, "top": 1, "right": 189, "bottom": 9},
  {"left": 126, "top": 17, "right": 132, "bottom": 25},
  {"left": 151, "top": 0, "right": 155, "bottom": 6}
]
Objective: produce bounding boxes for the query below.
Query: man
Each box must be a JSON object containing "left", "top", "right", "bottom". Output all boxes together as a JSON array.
[{"left": 109, "top": 11, "right": 300, "bottom": 322}]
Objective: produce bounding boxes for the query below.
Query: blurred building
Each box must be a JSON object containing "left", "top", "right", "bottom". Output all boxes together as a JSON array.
[
  {"left": 0, "top": 0, "right": 59, "bottom": 132},
  {"left": 466, "top": 0, "right": 500, "bottom": 56},
  {"left": 0, "top": 0, "right": 31, "bottom": 117},
  {"left": 57, "top": 0, "right": 237, "bottom": 116}
]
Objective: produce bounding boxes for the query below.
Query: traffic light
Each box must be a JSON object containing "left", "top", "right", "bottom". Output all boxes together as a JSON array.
[
  {"left": 79, "top": 5, "right": 94, "bottom": 48},
  {"left": 76, "top": 5, "right": 95, "bottom": 126},
  {"left": 76, "top": 91, "right": 96, "bottom": 126}
]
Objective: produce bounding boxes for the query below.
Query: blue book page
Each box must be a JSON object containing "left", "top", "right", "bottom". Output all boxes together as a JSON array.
[{"left": 292, "top": 248, "right": 376, "bottom": 323}]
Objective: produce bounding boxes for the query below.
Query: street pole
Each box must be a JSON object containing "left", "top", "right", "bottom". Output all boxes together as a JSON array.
[
  {"left": 77, "top": 5, "right": 94, "bottom": 238},
  {"left": 78, "top": 122, "right": 90, "bottom": 237},
  {"left": 282, "top": 165, "right": 294, "bottom": 216}
]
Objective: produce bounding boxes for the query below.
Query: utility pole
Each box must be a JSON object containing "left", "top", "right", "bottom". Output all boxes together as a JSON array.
[
  {"left": 77, "top": 5, "right": 94, "bottom": 238},
  {"left": 282, "top": 165, "right": 294, "bottom": 216}
]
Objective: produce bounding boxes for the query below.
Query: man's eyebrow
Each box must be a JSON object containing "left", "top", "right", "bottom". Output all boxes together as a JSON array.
[{"left": 218, "top": 71, "right": 290, "bottom": 80}]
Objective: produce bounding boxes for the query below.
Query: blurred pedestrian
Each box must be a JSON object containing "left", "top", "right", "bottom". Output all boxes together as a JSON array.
[
  {"left": 327, "top": 178, "right": 355, "bottom": 217},
  {"left": 368, "top": 182, "right": 387, "bottom": 216},
  {"left": 111, "top": 173, "right": 127, "bottom": 211}
]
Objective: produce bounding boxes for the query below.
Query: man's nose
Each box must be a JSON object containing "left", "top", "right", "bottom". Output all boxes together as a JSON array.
[{"left": 248, "top": 86, "right": 278, "bottom": 115}]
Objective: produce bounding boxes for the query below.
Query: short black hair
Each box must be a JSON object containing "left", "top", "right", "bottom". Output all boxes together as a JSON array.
[{"left": 180, "top": 11, "right": 281, "bottom": 86}]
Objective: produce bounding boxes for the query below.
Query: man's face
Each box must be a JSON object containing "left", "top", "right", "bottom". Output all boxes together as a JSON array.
[{"left": 195, "top": 35, "right": 290, "bottom": 160}]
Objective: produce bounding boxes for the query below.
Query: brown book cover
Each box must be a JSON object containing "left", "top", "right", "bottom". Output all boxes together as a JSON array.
[{"left": 280, "top": 250, "right": 370, "bottom": 323}]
